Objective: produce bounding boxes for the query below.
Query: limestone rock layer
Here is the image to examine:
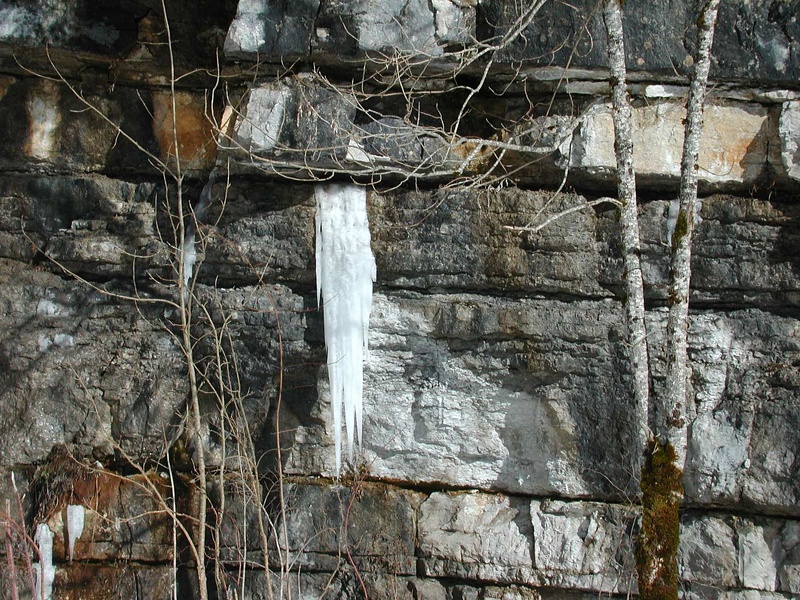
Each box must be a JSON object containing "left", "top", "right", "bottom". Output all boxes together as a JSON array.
[{"left": 0, "top": 1, "right": 799, "bottom": 598}]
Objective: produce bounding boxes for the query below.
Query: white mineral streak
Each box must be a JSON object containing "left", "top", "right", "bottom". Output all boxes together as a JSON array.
[
  {"left": 315, "top": 183, "right": 376, "bottom": 473},
  {"left": 33, "top": 523, "right": 55, "bottom": 600},
  {"left": 66, "top": 504, "right": 85, "bottom": 561},
  {"left": 26, "top": 85, "right": 60, "bottom": 160}
]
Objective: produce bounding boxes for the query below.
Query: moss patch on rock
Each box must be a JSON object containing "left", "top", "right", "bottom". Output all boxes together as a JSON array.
[{"left": 636, "top": 439, "right": 683, "bottom": 600}]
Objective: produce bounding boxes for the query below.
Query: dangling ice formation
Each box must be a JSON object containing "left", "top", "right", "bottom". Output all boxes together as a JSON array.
[{"left": 315, "top": 183, "right": 376, "bottom": 474}]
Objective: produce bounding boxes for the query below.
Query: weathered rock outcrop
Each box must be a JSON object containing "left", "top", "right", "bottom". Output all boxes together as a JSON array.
[{"left": 0, "top": 1, "right": 798, "bottom": 599}]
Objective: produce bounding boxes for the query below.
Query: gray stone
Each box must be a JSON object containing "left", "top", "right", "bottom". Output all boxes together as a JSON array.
[
  {"left": 317, "top": 0, "right": 440, "bottom": 56},
  {"left": 681, "top": 311, "right": 800, "bottom": 514},
  {"left": 480, "top": 587, "right": 545, "bottom": 600},
  {"left": 738, "top": 520, "right": 781, "bottom": 591},
  {"left": 0, "top": 257, "right": 306, "bottom": 466},
  {"left": 229, "top": 0, "right": 473, "bottom": 59},
  {"left": 271, "top": 482, "right": 421, "bottom": 575},
  {"left": 46, "top": 179, "right": 794, "bottom": 307},
  {"left": 680, "top": 514, "right": 800, "bottom": 596},
  {"left": 407, "top": 578, "right": 448, "bottom": 600},
  {"left": 0, "top": 0, "right": 233, "bottom": 64},
  {"left": 2, "top": 0, "right": 799, "bottom": 596},
  {"left": 431, "top": 0, "right": 476, "bottom": 46},
  {"left": 679, "top": 515, "right": 738, "bottom": 588},
  {"left": 223, "top": 76, "right": 357, "bottom": 173},
  {"left": 0, "top": 175, "right": 161, "bottom": 275},
  {"left": 418, "top": 492, "right": 636, "bottom": 593},
  {"left": 779, "top": 520, "right": 800, "bottom": 595},
  {"left": 228, "top": 571, "right": 434, "bottom": 600},
  {"left": 418, "top": 491, "right": 534, "bottom": 583},
  {"left": 0, "top": 258, "right": 187, "bottom": 464},
  {"left": 225, "top": 0, "right": 321, "bottom": 58},
  {"left": 569, "top": 100, "right": 776, "bottom": 191},
  {"left": 279, "top": 291, "right": 800, "bottom": 511},
  {"left": 530, "top": 499, "right": 636, "bottom": 594},
  {"left": 0, "top": 0, "right": 138, "bottom": 55},
  {"left": 223, "top": 0, "right": 800, "bottom": 86},
  {"left": 779, "top": 101, "right": 800, "bottom": 182},
  {"left": 480, "top": 0, "right": 800, "bottom": 85},
  {"left": 631, "top": 197, "right": 800, "bottom": 308},
  {"left": 370, "top": 188, "right": 613, "bottom": 298},
  {"left": 283, "top": 292, "right": 640, "bottom": 499},
  {"left": 219, "top": 75, "right": 800, "bottom": 191}
]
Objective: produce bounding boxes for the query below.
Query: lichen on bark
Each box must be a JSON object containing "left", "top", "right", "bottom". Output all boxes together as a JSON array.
[{"left": 636, "top": 438, "right": 683, "bottom": 600}]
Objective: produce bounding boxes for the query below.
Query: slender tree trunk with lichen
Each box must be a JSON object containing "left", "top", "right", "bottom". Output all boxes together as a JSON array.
[
  {"left": 602, "top": 2, "right": 668, "bottom": 596},
  {"left": 663, "top": 0, "right": 721, "bottom": 469},
  {"left": 640, "top": 2, "right": 720, "bottom": 599},
  {"left": 604, "top": 2, "right": 720, "bottom": 598},
  {"left": 602, "top": 0, "right": 650, "bottom": 472}
]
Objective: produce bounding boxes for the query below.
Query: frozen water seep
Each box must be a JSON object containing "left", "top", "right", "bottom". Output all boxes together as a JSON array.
[
  {"left": 66, "top": 504, "right": 85, "bottom": 561},
  {"left": 33, "top": 523, "right": 55, "bottom": 600},
  {"left": 181, "top": 171, "right": 216, "bottom": 298},
  {"left": 315, "top": 183, "right": 376, "bottom": 474}
]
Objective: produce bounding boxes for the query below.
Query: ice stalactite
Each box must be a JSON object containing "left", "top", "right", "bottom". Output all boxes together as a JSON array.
[
  {"left": 66, "top": 504, "right": 85, "bottom": 561},
  {"left": 315, "top": 183, "right": 376, "bottom": 474}
]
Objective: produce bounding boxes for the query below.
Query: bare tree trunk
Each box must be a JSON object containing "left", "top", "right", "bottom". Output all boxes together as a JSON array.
[
  {"left": 635, "top": 2, "right": 720, "bottom": 599},
  {"left": 602, "top": 0, "right": 650, "bottom": 472},
  {"left": 663, "top": 0, "right": 721, "bottom": 470}
]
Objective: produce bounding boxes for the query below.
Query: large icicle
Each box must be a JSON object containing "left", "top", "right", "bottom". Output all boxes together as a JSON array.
[{"left": 315, "top": 183, "right": 376, "bottom": 474}]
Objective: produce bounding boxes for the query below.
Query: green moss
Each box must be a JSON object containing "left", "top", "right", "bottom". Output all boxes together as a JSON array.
[
  {"left": 636, "top": 439, "right": 683, "bottom": 600},
  {"left": 671, "top": 210, "right": 688, "bottom": 253},
  {"left": 667, "top": 289, "right": 682, "bottom": 307}
]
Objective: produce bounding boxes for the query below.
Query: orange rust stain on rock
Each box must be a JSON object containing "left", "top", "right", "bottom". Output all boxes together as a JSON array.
[
  {"left": 45, "top": 470, "right": 173, "bottom": 562},
  {"left": 56, "top": 563, "right": 118, "bottom": 599},
  {"left": 151, "top": 90, "right": 217, "bottom": 169}
]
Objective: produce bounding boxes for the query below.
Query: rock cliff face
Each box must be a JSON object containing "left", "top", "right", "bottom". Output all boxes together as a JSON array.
[{"left": 0, "top": 1, "right": 798, "bottom": 599}]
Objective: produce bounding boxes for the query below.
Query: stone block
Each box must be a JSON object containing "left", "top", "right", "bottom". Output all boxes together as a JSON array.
[
  {"left": 680, "top": 515, "right": 738, "bottom": 588},
  {"left": 530, "top": 499, "right": 637, "bottom": 594},
  {"left": 282, "top": 292, "right": 640, "bottom": 499},
  {"left": 40, "top": 470, "right": 179, "bottom": 564},
  {"left": 0, "top": 259, "right": 188, "bottom": 464},
  {"left": 681, "top": 311, "right": 800, "bottom": 514},
  {"left": 0, "top": 78, "right": 217, "bottom": 175},
  {"left": 779, "top": 101, "right": 800, "bottom": 182},
  {"left": 223, "top": 76, "right": 356, "bottom": 173},
  {"left": 226, "top": 0, "right": 474, "bottom": 59},
  {"left": 738, "top": 520, "right": 780, "bottom": 591},
  {"left": 418, "top": 492, "right": 637, "bottom": 593},
  {"left": 479, "top": 0, "right": 800, "bottom": 85},
  {"left": 224, "top": 0, "right": 321, "bottom": 58},
  {"left": 418, "top": 491, "right": 534, "bottom": 583},
  {"left": 0, "top": 0, "right": 140, "bottom": 56},
  {"left": 267, "top": 482, "right": 421, "bottom": 575},
  {"left": 570, "top": 101, "right": 774, "bottom": 190},
  {"left": 680, "top": 514, "right": 800, "bottom": 596},
  {"left": 277, "top": 285, "right": 800, "bottom": 512}
]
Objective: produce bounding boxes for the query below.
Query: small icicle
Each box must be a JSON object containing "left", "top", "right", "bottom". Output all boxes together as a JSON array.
[
  {"left": 315, "top": 183, "right": 376, "bottom": 474},
  {"left": 66, "top": 504, "right": 85, "bottom": 562}
]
